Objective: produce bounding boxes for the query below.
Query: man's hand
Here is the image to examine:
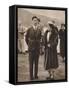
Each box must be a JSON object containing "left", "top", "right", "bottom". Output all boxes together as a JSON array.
[{"left": 47, "top": 44, "right": 50, "bottom": 47}]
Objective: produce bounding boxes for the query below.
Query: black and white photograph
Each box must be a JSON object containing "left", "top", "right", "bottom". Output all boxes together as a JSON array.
[
  {"left": 0, "top": 0, "right": 69, "bottom": 89},
  {"left": 17, "top": 6, "right": 67, "bottom": 83}
]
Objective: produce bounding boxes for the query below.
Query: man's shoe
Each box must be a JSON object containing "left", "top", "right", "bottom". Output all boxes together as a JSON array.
[{"left": 35, "top": 76, "right": 38, "bottom": 79}]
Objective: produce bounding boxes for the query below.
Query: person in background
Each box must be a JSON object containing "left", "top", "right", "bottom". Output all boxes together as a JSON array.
[
  {"left": 18, "top": 21, "right": 24, "bottom": 54},
  {"left": 25, "top": 16, "right": 41, "bottom": 80},
  {"left": 59, "top": 23, "right": 65, "bottom": 62},
  {"left": 44, "top": 21, "right": 58, "bottom": 80},
  {"left": 52, "top": 20, "right": 58, "bottom": 33},
  {"left": 22, "top": 27, "right": 28, "bottom": 54}
]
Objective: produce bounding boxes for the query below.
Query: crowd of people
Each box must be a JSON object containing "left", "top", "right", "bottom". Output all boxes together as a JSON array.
[{"left": 18, "top": 16, "right": 65, "bottom": 80}]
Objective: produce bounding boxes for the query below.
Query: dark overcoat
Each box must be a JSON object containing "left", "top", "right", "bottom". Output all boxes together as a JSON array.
[{"left": 44, "top": 29, "right": 58, "bottom": 70}]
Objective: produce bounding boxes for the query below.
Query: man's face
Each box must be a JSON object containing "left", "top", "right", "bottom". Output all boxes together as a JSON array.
[{"left": 32, "top": 18, "right": 38, "bottom": 26}]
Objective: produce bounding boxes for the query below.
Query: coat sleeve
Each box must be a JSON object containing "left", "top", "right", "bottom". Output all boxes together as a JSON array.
[
  {"left": 58, "top": 30, "right": 62, "bottom": 39},
  {"left": 44, "top": 31, "right": 47, "bottom": 48},
  {"left": 25, "top": 28, "right": 29, "bottom": 45}
]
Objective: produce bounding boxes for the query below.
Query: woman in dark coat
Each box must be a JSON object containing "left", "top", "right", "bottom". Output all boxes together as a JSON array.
[{"left": 44, "top": 21, "right": 58, "bottom": 79}]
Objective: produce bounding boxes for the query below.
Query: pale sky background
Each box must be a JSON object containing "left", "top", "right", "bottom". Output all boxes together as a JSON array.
[{"left": 23, "top": 8, "right": 65, "bottom": 22}]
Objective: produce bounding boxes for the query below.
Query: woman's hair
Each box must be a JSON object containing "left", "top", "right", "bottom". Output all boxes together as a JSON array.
[
  {"left": 49, "top": 24, "right": 55, "bottom": 33},
  {"left": 49, "top": 24, "right": 54, "bottom": 29}
]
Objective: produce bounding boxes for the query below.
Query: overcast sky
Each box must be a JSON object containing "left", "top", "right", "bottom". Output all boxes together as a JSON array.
[{"left": 23, "top": 8, "right": 65, "bottom": 22}]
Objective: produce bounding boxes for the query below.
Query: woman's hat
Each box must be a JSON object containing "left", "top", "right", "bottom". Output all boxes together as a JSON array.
[{"left": 47, "top": 21, "right": 54, "bottom": 25}]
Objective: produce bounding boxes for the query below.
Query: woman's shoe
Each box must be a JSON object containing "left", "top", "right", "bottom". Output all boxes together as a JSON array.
[
  {"left": 46, "top": 73, "right": 51, "bottom": 80},
  {"left": 46, "top": 76, "right": 51, "bottom": 80},
  {"left": 50, "top": 71, "right": 55, "bottom": 80},
  {"left": 50, "top": 75, "right": 54, "bottom": 80}
]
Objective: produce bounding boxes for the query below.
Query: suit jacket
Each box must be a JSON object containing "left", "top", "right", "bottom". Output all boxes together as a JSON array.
[{"left": 25, "top": 25, "right": 41, "bottom": 51}]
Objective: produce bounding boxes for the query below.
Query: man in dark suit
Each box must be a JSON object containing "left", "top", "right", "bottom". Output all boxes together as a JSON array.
[{"left": 25, "top": 16, "right": 41, "bottom": 80}]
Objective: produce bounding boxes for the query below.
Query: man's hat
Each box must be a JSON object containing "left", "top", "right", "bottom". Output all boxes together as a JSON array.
[{"left": 32, "top": 16, "right": 40, "bottom": 22}]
